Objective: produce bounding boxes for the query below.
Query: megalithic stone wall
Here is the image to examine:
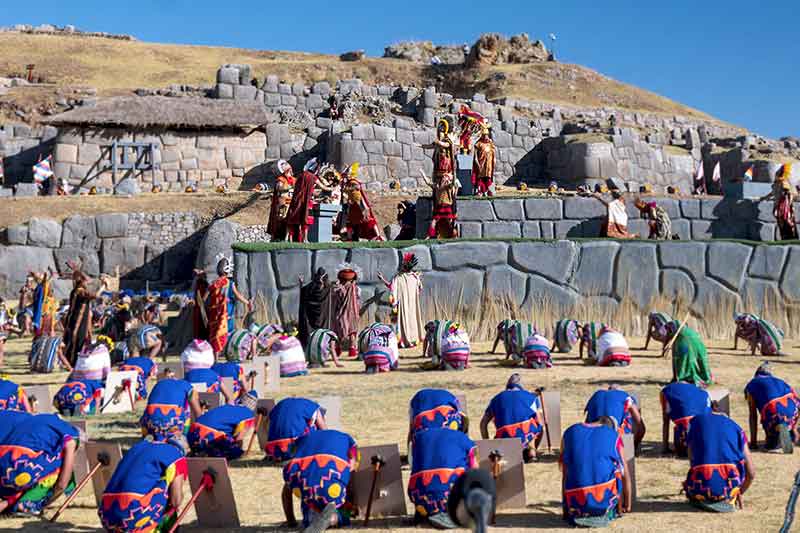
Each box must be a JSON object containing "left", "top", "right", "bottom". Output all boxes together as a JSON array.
[
  {"left": 234, "top": 240, "right": 800, "bottom": 327},
  {"left": 415, "top": 196, "right": 800, "bottom": 241}
]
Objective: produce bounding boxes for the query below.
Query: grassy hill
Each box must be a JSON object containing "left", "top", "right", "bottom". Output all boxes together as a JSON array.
[{"left": 0, "top": 32, "right": 722, "bottom": 122}]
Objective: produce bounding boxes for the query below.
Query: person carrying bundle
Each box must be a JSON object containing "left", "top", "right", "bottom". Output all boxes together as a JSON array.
[
  {"left": 358, "top": 323, "right": 399, "bottom": 374},
  {"left": 663, "top": 320, "right": 713, "bottom": 386},
  {"left": 590, "top": 326, "right": 631, "bottom": 366},
  {"left": 181, "top": 339, "right": 235, "bottom": 403},
  {"left": 306, "top": 328, "right": 343, "bottom": 368},
  {"left": 552, "top": 319, "right": 581, "bottom": 354},
  {"left": 54, "top": 340, "right": 112, "bottom": 416},
  {"left": 734, "top": 313, "right": 785, "bottom": 356},
  {"left": 644, "top": 311, "right": 674, "bottom": 350},
  {"left": 421, "top": 320, "right": 470, "bottom": 371},
  {"left": 491, "top": 319, "right": 536, "bottom": 359}
]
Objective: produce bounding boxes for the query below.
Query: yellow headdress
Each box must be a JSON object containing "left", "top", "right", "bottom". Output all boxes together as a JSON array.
[
  {"left": 437, "top": 118, "right": 450, "bottom": 134},
  {"left": 346, "top": 162, "right": 360, "bottom": 179}
]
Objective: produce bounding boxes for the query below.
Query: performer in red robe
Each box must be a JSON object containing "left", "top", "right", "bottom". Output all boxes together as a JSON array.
[
  {"left": 267, "top": 160, "right": 295, "bottom": 242},
  {"left": 471, "top": 125, "right": 496, "bottom": 196},
  {"left": 286, "top": 158, "right": 319, "bottom": 243},
  {"left": 341, "top": 163, "right": 383, "bottom": 241}
]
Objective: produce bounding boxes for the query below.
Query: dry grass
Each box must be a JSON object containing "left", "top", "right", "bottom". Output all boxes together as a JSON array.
[
  {"left": 0, "top": 33, "right": 724, "bottom": 125},
  {"left": 0, "top": 327, "right": 797, "bottom": 532}
]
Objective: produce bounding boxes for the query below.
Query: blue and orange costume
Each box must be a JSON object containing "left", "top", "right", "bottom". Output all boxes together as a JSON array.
[
  {"left": 409, "top": 389, "right": 464, "bottom": 436},
  {"left": 660, "top": 382, "right": 711, "bottom": 453},
  {"left": 0, "top": 410, "right": 33, "bottom": 441},
  {"left": 745, "top": 374, "right": 799, "bottom": 447},
  {"left": 560, "top": 423, "right": 625, "bottom": 524},
  {"left": 283, "top": 429, "right": 358, "bottom": 528},
  {"left": 0, "top": 414, "right": 79, "bottom": 514},
  {"left": 54, "top": 378, "right": 104, "bottom": 416},
  {"left": 211, "top": 361, "right": 245, "bottom": 396},
  {"left": 485, "top": 385, "right": 542, "bottom": 447},
  {"left": 188, "top": 405, "right": 255, "bottom": 459},
  {"left": 684, "top": 413, "right": 748, "bottom": 507},
  {"left": 139, "top": 378, "right": 195, "bottom": 440},
  {"left": 185, "top": 368, "right": 224, "bottom": 394},
  {"left": 99, "top": 439, "right": 188, "bottom": 532},
  {"left": 265, "top": 398, "right": 322, "bottom": 462},
  {"left": 0, "top": 379, "right": 29, "bottom": 411},
  {"left": 585, "top": 389, "right": 636, "bottom": 435},
  {"left": 118, "top": 356, "right": 157, "bottom": 401},
  {"left": 408, "top": 427, "right": 477, "bottom": 519}
]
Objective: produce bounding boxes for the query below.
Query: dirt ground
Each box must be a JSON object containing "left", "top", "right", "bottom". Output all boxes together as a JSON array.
[{"left": 0, "top": 333, "right": 798, "bottom": 532}]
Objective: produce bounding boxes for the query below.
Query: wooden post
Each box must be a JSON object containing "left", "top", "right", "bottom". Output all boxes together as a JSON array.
[
  {"left": 50, "top": 452, "right": 111, "bottom": 521},
  {"left": 364, "top": 455, "right": 385, "bottom": 527}
]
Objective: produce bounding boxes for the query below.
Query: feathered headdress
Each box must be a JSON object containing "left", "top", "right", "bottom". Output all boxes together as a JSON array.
[
  {"left": 399, "top": 253, "right": 418, "bottom": 273},
  {"left": 336, "top": 262, "right": 362, "bottom": 282}
]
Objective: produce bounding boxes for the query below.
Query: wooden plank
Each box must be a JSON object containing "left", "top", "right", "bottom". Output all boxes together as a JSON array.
[
  {"left": 352, "top": 444, "right": 407, "bottom": 518},
  {"left": 708, "top": 388, "right": 730, "bottom": 415},
  {"left": 26, "top": 385, "right": 53, "bottom": 414},
  {"left": 622, "top": 433, "right": 636, "bottom": 503},
  {"left": 315, "top": 396, "right": 342, "bottom": 430},
  {"left": 86, "top": 441, "right": 124, "bottom": 506},
  {"left": 541, "top": 390, "right": 561, "bottom": 450},
  {"left": 186, "top": 457, "right": 240, "bottom": 528},
  {"left": 101, "top": 371, "right": 138, "bottom": 414},
  {"left": 475, "top": 438, "right": 526, "bottom": 509}
]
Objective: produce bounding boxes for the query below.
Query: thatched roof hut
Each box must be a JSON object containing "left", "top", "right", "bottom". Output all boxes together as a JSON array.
[{"left": 44, "top": 96, "right": 273, "bottom": 132}]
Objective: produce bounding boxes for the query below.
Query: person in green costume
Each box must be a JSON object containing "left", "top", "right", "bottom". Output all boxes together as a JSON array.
[{"left": 663, "top": 320, "right": 713, "bottom": 386}]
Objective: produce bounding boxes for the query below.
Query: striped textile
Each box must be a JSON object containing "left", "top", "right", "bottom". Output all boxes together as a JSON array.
[
  {"left": 70, "top": 344, "right": 111, "bottom": 382},
  {"left": 523, "top": 334, "right": 552, "bottom": 369},
  {"left": 30, "top": 336, "right": 63, "bottom": 373},
  {"left": 306, "top": 329, "right": 338, "bottom": 367},
  {"left": 272, "top": 336, "right": 308, "bottom": 377},
  {"left": 32, "top": 156, "right": 53, "bottom": 185},
  {"left": 554, "top": 319, "right": 580, "bottom": 353},
  {"left": 128, "top": 325, "right": 161, "bottom": 354},
  {"left": 649, "top": 312, "right": 674, "bottom": 343},
  {"left": 224, "top": 328, "right": 255, "bottom": 361},
  {"left": 441, "top": 329, "right": 470, "bottom": 370},
  {"left": 582, "top": 322, "right": 606, "bottom": 359}
]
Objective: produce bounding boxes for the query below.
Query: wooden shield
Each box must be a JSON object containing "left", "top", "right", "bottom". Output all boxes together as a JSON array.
[
  {"left": 352, "top": 444, "right": 407, "bottom": 518},
  {"left": 243, "top": 355, "right": 280, "bottom": 397},
  {"left": 708, "top": 388, "right": 730, "bottom": 415},
  {"left": 255, "top": 398, "right": 276, "bottom": 451},
  {"left": 191, "top": 383, "right": 208, "bottom": 393},
  {"left": 316, "top": 396, "right": 342, "bottom": 430},
  {"left": 26, "top": 385, "right": 53, "bottom": 414},
  {"left": 100, "top": 371, "right": 138, "bottom": 414},
  {"left": 158, "top": 361, "right": 184, "bottom": 380},
  {"left": 186, "top": 457, "right": 240, "bottom": 528},
  {"left": 540, "top": 390, "right": 561, "bottom": 450},
  {"left": 86, "top": 441, "right": 124, "bottom": 506},
  {"left": 475, "top": 438, "right": 526, "bottom": 509},
  {"left": 621, "top": 433, "right": 636, "bottom": 503},
  {"left": 220, "top": 377, "right": 234, "bottom": 393}
]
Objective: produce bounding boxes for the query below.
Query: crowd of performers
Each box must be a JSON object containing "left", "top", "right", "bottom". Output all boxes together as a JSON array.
[{"left": 0, "top": 253, "right": 798, "bottom": 530}]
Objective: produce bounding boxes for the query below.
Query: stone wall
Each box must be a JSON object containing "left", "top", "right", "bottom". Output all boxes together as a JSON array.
[
  {"left": 0, "top": 212, "right": 203, "bottom": 298},
  {"left": 0, "top": 122, "right": 57, "bottom": 193},
  {"left": 50, "top": 124, "right": 318, "bottom": 192},
  {"left": 234, "top": 240, "right": 800, "bottom": 326},
  {"left": 415, "top": 195, "right": 800, "bottom": 241}
]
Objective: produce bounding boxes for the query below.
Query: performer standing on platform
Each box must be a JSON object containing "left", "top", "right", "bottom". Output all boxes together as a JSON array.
[
  {"left": 472, "top": 124, "right": 496, "bottom": 197},
  {"left": 286, "top": 158, "right": 319, "bottom": 243},
  {"left": 378, "top": 253, "right": 423, "bottom": 349},
  {"left": 268, "top": 159, "right": 295, "bottom": 242},
  {"left": 423, "top": 119, "right": 459, "bottom": 239},
  {"left": 340, "top": 163, "right": 382, "bottom": 241}
]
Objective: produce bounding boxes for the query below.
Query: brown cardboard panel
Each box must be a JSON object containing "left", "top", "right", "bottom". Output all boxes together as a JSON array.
[
  {"left": 352, "top": 444, "right": 407, "bottom": 518},
  {"left": 316, "top": 396, "right": 342, "bottom": 430},
  {"left": 86, "top": 441, "right": 124, "bottom": 506},
  {"left": 191, "top": 383, "right": 208, "bottom": 393},
  {"left": 26, "top": 385, "right": 54, "bottom": 414},
  {"left": 220, "top": 377, "right": 234, "bottom": 394},
  {"left": 186, "top": 457, "right": 240, "bottom": 528},
  {"left": 708, "top": 388, "right": 731, "bottom": 415},
  {"left": 255, "top": 398, "right": 276, "bottom": 451},
  {"left": 101, "top": 370, "right": 138, "bottom": 414},
  {"left": 244, "top": 355, "right": 280, "bottom": 396},
  {"left": 540, "top": 390, "right": 561, "bottom": 450},
  {"left": 475, "top": 438, "right": 526, "bottom": 510},
  {"left": 622, "top": 433, "right": 636, "bottom": 503},
  {"left": 158, "top": 361, "right": 184, "bottom": 380}
]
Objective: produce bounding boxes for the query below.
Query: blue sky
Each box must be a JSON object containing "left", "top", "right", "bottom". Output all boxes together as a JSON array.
[{"left": 2, "top": 1, "right": 797, "bottom": 138}]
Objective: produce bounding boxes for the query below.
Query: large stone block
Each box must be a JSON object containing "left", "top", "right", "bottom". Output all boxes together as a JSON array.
[
  {"left": 457, "top": 200, "right": 496, "bottom": 222},
  {"left": 525, "top": 275, "right": 579, "bottom": 312},
  {"left": 196, "top": 219, "right": 241, "bottom": 280},
  {"left": 614, "top": 243, "right": 659, "bottom": 308},
  {"left": 742, "top": 278, "right": 782, "bottom": 310},
  {"left": 539, "top": 222, "right": 555, "bottom": 240},
  {"left": 278, "top": 289, "right": 300, "bottom": 324},
  {"left": 483, "top": 222, "right": 521, "bottom": 238},
  {"left": 54, "top": 247, "right": 100, "bottom": 277},
  {"left": 0, "top": 246, "right": 56, "bottom": 298},
  {"left": 233, "top": 251, "right": 249, "bottom": 299},
  {"left": 217, "top": 67, "right": 239, "bottom": 85},
  {"left": 521, "top": 222, "right": 540, "bottom": 238},
  {"left": 422, "top": 269, "right": 484, "bottom": 309},
  {"left": 748, "top": 245, "right": 787, "bottom": 280},
  {"left": 654, "top": 198, "right": 680, "bottom": 219},
  {"left": 658, "top": 241, "right": 706, "bottom": 274},
  {"left": 681, "top": 198, "right": 700, "bottom": 220},
  {"left": 692, "top": 277, "right": 740, "bottom": 317},
  {"left": 486, "top": 266, "right": 527, "bottom": 307},
  {"left": 457, "top": 222, "right": 482, "bottom": 239},
  {"left": 351, "top": 124, "right": 374, "bottom": 141},
  {"left": 670, "top": 219, "right": 691, "bottom": 240},
  {"left": 573, "top": 241, "right": 619, "bottom": 296},
  {"left": 749, "top": 222, "right": 776, "bottom": 242},
  {"left": 563, "top": 197, "right": 606, "bottom": 219},
  {"left": 247, "top": 252, "right": 279, "bottom": 317},
  {"left": 27, "top": 218, "right": 62, "bottom": 248},
  {"left": 510, "top": 241, "right": 578, "bottom": 283},
  {"left": 432, "top": 242, "right": 508, "bottom": 271},
  {"left": 54, "top": 142, "right": 78, "bottom": 163},
  {"left": 3, "top": 224, "right": 28, "bottom": 245},
  {"left": 492, "top": 199, "right": 524, "bottom": 220},
  {"left": 707, "top": 242, "right": 752, "bottom": 290},
  {"left": 62, "top": 215, "right": 99, "bottom": 249},
  {"left": 691, "top": 220, "right": 712, "bottom": 240},
  {"left": 100, "top": 237, "right": 146, "bottom": 275},
  {"left": 349, "top": 248, "right": 399, "bottom": 283},
  {"left": 273, "top": 249, "right": 312, "bottom": 289},
  {"left": 554, "top": 220, "right": 581, "bottom": 239},
  {"left": 780, "top": 246, "right": 800, "bottom": 302},
  {"left": 95, "top": 213, "right": 129, "bottom": 238},
  {"left": 700, "top": 198, "right": 727, "bottom": 219},
  {"left": 524, "top": 198, "right": 562, "bottom": 220},
  {"left": 312, "top": 249, "right": 349, "bottom": 278},
  {"left": 661, "top": 269, "right": 695, "bottom": 304}
]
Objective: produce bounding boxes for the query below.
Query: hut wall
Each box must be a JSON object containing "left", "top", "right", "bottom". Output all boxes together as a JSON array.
[{"left": 52, "top": 127, "right": 269, "bottom": 191}]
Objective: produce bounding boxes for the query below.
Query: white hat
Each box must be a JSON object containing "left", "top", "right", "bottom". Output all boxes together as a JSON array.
[{"left": 181, "top": 339, "right": 215, "bottom": 371}]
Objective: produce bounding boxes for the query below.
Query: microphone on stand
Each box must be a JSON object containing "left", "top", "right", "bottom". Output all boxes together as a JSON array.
[{"left": 447, "top": 469, "right": 497, "bottom": 533}]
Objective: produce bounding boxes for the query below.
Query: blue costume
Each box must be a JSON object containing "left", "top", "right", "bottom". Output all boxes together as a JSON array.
[
  {"left": 409, "top": 389, "right": 464, "bottom": 435},
  {"left": 485, "top": 386, "right": 541, "bottom": 446},
  {"left": 139, "top": 379, "right": 195, "bottom": 440},
  {"left": 684, "top": 413, "right": 747, "bottom": 505},
  {"left": 585, "top": 389, "right": 636, "bottom": 435},
  {"left": 265, "top": 398, "right": 321, "bottom": 462},
  {"left": 660, "top": 382, "right": 711, "bottom": 451},
  {"left": 119, "top": 356, "right": 156, "bottom": 400},
  {"left": 0, "top": 379, "right": 28, "bottom": 411},
  {"left": 745, "top": 375, "right": 799, "bottom": 445},
  {"left": 188, "top": 405, "right": 255, "bottom": 459}
]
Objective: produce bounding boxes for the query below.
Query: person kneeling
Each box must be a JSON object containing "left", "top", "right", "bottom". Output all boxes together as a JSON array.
[
  {"left": 561, "top": 416, "right": 631, "bottom": 527},
  {"left": 480, "top": 374, "right": 543, "bottom": 463},
  {"left": 408, "top": 427, "right": 477, "bottom": 529},
  {"left": 99, "top": 434, "right": 188, "bottom": 532},
  {"left": 684, "top": 405, "right": 755, "bottom": 512},
  {"left": 188, "top": 404, "right": 256, "bottom": 460},
  {"left": 264, "top": 398, "right": 327, "bottom": 463},
  {"left": 282, "top": 429, "right": 358, "bottom": 532}
]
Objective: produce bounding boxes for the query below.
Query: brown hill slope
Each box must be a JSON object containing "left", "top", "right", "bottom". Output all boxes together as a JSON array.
[{"left": 0, "top": 32, "right": 722, "bottom": 122}]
